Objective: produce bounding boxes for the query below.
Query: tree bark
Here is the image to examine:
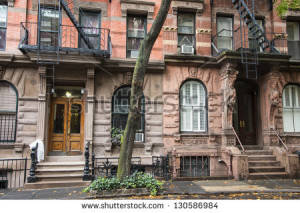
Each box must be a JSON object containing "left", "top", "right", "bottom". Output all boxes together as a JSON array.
[{"left": 117, "top": 0, "right": 171, "bottom": 180}]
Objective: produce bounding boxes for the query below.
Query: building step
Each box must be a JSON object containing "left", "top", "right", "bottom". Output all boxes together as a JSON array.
[
  {"left": 36, "top": 168, "right": 84, "bottom": 175},
  {"left": 44, "top": 156, "right": 84, "bottom": 162},
  {"left": 37, "top": 162, "right": 85, "bottom": 169},
  {"left": 248, "top": 172, "right": 290, "bottom": 180},
  {"left": 248, "top": 155, "right": 276, "bottom": 161},
  {"left": 36, "top": 174, "right": 83, "bottom": 182},
  {"left": 241, "top": 145, "right": 262, "bottom": 150},
  {"left": 245, "top": 150, "right": 273, "bottom": 155},
  {"left": 249, "top": 166, "right": 286, "bottom": 173},
  {"left": 248, "top": 161, "right": 281, "bottom": 167},
  {"left": 24, "top": 180, "right": 91, "bottom": 190}
]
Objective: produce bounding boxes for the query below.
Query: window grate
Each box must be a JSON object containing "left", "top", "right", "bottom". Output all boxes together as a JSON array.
[{"left": 179, "top": 156, "right": 210, "bottom": 177}]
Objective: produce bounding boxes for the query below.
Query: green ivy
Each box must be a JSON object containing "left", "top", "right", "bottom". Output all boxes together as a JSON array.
[
  {"left": 83, "top": 171, "right": 164, "bottom": 196},
  {"left": 275, "top": 0, "right": 300, "bottom": 17},
  {"left": 111, "top": 127, "right": 124, "bottom": 146}
]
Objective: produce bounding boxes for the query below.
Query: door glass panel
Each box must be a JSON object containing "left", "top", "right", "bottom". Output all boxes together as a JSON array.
[
  {"left": 53, "top": 104, "right": 64, "bottom": 133},
  {"left": 70, "top": 104, "right": 81, "bottom": 134},
  {"left": 244, "top": 94, "right": 253, "bottom": 132}
]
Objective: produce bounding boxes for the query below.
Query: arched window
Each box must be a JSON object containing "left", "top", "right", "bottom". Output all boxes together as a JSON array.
[
  {"left": 0, "top": 81, "right": 18, "bottom": 143},
  {"left": 112, "top": 86, "right": 145, "bottom": 142},
  {"left": 283, "top": 84, "right": 300, "bottom": 132},
  {"left": 180, "top": 80, "right": 207, "bottom": 132}
]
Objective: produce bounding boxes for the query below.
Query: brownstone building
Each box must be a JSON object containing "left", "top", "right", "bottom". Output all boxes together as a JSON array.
[{"left": 0, "top": 0, "right": 299, "bottom": 189}]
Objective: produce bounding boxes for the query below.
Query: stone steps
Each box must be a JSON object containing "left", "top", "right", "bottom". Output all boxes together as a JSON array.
[
  {"left": 24, "top": 156, "right": 91, "bottom": 190},
  {"left": 245, "top": 147, "right": 290, "bottom": 180},
  {"left": 248, "top": 172, "right": 290, "bottom": 180},
  {"left": 24, "top": 180, "right": 90, "bottom": 190}
]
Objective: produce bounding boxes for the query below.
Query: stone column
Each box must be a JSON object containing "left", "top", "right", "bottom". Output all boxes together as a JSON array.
[
  {"left": 220, "top": 62, "right": 239, "bottom": 147},
  {"left": 36, "top": 67, "right": 47, "bottom": 143},
  {"left": 263, "top": 68, "right": 282, "bottom": 148},
  {"left": 85, "top": 67, "right": 95, "bottom": 153}
]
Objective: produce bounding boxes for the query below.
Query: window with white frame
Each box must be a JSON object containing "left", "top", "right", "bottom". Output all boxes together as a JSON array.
[
  {"left": 0, "top": 81, "right": 18, "bottom": 143},
  {"left": 40, "top": 8, "right": 59, "bottom": 47},
  {"left": 178, "top": 13, "right": 195, "bottom": 52},
  {"left": 283, "top": 84, "right": 300, "bottom": 133},
  {"left": 217, "top": 16, "right": 233, "bottom": 51},
  {"left": 0, "top": 4, "right": 7, "bottom": 50},
  {"left": 180, "top": 81, "right": 206, "bottom": 132}
]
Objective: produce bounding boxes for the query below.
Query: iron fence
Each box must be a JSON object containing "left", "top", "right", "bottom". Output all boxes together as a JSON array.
[
  {"left": 92, "top": 156, "right": 143, "bottom": 179},
  {"left": 0, "top": 158, "right": 30, "bottom": 189},
  {"left": 152, "top": 155, "right": 172, "bottom": 180}
]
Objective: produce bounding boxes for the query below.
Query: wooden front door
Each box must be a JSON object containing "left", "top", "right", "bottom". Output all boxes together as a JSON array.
[
  {"left": 233, "top": 81, "right": 257, "bottom": 145},
  {"left": 48, "top": 98, "right": 84, "bottom": 155}
]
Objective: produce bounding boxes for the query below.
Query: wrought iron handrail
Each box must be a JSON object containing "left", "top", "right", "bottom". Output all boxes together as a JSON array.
[
  {"left": 231, "top": 126, "right": 245, "bottom": 154},
  {"left": 271, "top": 127, "right": 289, "bottom": 152},
  {"left": 83, "top": 141, "right": 91, "bottom": 181}
]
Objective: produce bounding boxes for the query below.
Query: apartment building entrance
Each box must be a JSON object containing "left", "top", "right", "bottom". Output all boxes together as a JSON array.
[
  {"left": 48, "top": 87, "right": 84, "bottom": 155},
  {"left": 233, "top": 80, "right": 258, "bottom": 145}
]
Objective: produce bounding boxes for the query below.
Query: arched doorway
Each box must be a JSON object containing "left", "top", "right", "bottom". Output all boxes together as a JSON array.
[{"left": 233, "top": 80, "right": 258, "bottom": 145}]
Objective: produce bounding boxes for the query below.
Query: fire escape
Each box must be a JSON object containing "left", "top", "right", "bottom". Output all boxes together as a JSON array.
[
  {"left": 211, "top": 0, "right": 287, "bottom": 79},
  {"left": 19, "top": 0, "right": 111, "bottom": 92}
]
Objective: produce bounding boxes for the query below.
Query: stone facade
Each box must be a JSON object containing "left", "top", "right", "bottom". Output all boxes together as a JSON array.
[{"left": 0, "top": 0, "right": 299, "bottom": 180}]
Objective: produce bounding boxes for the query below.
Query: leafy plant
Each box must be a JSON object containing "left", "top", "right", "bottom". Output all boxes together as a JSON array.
[
  {"left": 274, "top": 0, "right": 300, "bottom": 17},
  {"left": 111, "top": 127, "right": 124, "bottom": 145},
  {"left": 83, "top": 171, "right": 163, "bottom": 196}
]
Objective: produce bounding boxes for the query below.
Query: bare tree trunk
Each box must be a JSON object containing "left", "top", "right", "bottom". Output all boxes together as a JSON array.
[{"left": 117, "top": 0, "right": 171, "bottom": 180}]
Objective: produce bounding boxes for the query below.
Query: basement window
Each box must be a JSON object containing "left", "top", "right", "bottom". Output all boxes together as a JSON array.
[{"left": 180, "top": 156, "right": 210, "bottom": 177}]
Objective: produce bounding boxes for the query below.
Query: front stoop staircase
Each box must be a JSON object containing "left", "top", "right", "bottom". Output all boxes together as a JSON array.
[
  {"left": 244, "top": 146, "right": 290, "bottom": 179},
  {"left": 24, "top": 156, "right": 91, "bottom": 190}
]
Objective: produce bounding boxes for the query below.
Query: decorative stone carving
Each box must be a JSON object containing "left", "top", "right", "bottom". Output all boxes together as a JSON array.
[
  {"left": 220, "top": 63, "right": 238, "bottom": 78},
  {"left": 196, "top": 29, "right": 212, "bottom": 34},
  {"left": 268, "top": 80, "right": 279, "bottom": 106},
  {"left": 172, "top": 0, "right": 204, "bottom": 16},
  {"left": 0, "top": 66, "right": 5, "bottom": 79},
  {"left": 180, "top": 136, "right": 208, "bottom": 145},
  {"left": 188, "top": 67, "right": 198, "bottom": 78},
  {"left": 225, "top": 83, "right": 236, "bottom": 125},
  {"left": 7, "top": 0, "right": 15, "bottom": 7},
  {"left": 120, "top": 0, "right": 155, "bottom": 19},
  {"left": 124, "top": 72, "right": 133, "bottom": 85},
  {"left": 163, "top": 26, "right": 178, "bottom": 31},
  {"left": 227, "top": 138, "right": 235, "bottom": 146},
  {"left": 94, "top": 147, "right": 103, "bottom": 155},
  {"left": 240, "top": 156, "right": 248, "bottom": 180}
]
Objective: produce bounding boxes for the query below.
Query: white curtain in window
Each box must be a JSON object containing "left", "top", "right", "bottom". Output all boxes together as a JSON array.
[
  {"left": 180, "top": 81, "right": 206, "bottom": 132},
  {"left": 283, "top": 85, "right": 300, "bottom": 132}
]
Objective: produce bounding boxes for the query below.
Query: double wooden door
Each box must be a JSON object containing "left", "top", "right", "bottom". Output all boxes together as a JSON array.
[
  {"left": 48, "top": 98, "right": 84, "bottom": 155},
  {"left": 233, "top": 81, "right": 257, "bottom": 145}
]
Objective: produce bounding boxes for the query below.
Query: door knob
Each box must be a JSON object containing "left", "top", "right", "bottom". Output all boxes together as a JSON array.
[
  {"left": 243, "top": 121, "right": 245, "bottom": 128},
  {"left": 240, "top": 120, "right": 243, "bottom": 128}
]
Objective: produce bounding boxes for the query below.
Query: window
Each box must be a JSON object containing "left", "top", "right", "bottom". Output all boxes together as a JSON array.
[
  {"left": 178, "top": 13, "right": 195, "bottom": 52},
  {"left": 40, "top": 8, "right": 59, "bottom": 47},
  {"left": 283, "top": 85, "right": 300, "bottom": 133},
  {"left": 79, "top": 11, "right": 101, "bottom": 49},
  {"left": 249, "top": 19, "right": 264, "bottom": 52},
  {"left": 180, "top": 81, "right": 207, "bottom": 132},
  {"left": 217, "top": 16, "right": 233, "bottom": 50},
  {"left": 127, "top": 16, "right": 146, "bottom": 58},
  {"left": 0, "top": 81, "right": 18, "bottom": 143},
  {"left": 0, "top": 4, "right": 7, "bottom": 50},
  {"left": 287, "top": 22, "right": 300, "bottom": 59},
  {"left": 180, "top": 156, "right": 210, "bottom": 177},
  {"left": 112, "top": 86, "right": 145, "bottom": 142}
]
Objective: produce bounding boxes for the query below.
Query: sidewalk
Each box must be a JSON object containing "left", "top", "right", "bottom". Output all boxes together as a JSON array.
[{"left": 0, "top": 179, "right": 299, "bottom": 199}]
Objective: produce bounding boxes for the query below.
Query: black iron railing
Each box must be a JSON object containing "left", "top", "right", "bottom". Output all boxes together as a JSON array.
[
  {"left": 211, "top": 27, "right": 288, "bottom": 56},
  {"left": 0, "top": 158, "right": 30, "bottom": 189},
  {"left": 27, "top": 143, "right": 38, "bottom": 183},
  {"left": 152, "top": 155, "right": 172, "bottom": 180},
  {"left": 0, "top": 114, "right": 17, "bottom": 143},
  {"left": 179, "top": 155, "right": 210, "bottom": 178},
  {"left": 92, "top": 156, "right": 143, "bottom": 180},
  {"left": 19, "top": 22, "right": 111, "bottom": 57}
]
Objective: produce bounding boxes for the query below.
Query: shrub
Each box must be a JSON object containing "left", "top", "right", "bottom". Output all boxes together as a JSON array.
[{"left": 83, "top": 171, "right": 163, "bottom": 196}]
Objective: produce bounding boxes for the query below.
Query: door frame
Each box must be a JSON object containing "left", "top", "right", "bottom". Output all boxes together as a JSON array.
[{"left": 48, "top": 97, "right": 85, "bottom": 155}]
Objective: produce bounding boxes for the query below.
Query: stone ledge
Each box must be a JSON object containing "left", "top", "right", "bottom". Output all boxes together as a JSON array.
[{"left": 87, "top": 188, "right": 150, "bottom": 198}]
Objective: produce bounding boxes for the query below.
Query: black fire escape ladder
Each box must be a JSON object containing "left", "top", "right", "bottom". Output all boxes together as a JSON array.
[
  {"left": 232, "top": 0, "right": 279, "bottom": 53},
  {"left": 60, "top": 0, "right": 94, "bottom": 49}
]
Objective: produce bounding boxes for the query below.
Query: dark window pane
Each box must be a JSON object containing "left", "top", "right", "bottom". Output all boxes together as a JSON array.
[
  {"left": 40, "top": 32, "right": 59, "bottom": 47},
  {"left": 53, "top": 104, "right": 64, "bottom": 134},
  {"left": 80, "top": 12, "right": 100, "bottom": 49},
  {"left": 70, "top": 104, "right": 81, "bottom": 133},
  {"left": 178, "top": 34, "right": 194, "bottom": 46},
  {"left": 0, "top": 114, "right": 16, "bottom": 142},
  {"left": 127, "top": 17, "right": 145, "bottom": 58}
]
